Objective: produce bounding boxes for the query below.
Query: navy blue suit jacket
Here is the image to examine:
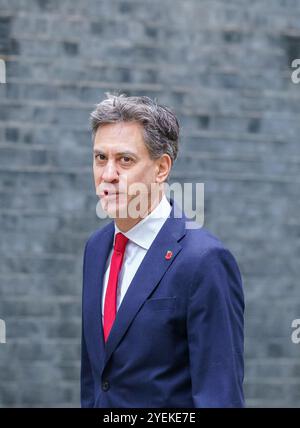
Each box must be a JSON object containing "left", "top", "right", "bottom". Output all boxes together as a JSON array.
[{"left": 81, "top": 197, "right": 245, "bottom": 408}]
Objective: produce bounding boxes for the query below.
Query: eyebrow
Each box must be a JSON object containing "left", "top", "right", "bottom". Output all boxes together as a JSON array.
[{"left": 93, "top": 149, "right": 139, "bottom": 159}]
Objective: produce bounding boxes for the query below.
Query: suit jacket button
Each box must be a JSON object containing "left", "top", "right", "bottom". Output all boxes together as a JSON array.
[{"left": 102, "top": 381, "right": 110, "bottom": 391}]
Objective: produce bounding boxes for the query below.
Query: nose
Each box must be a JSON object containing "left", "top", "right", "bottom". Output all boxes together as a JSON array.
[{"left": 101, "top": 160, "right": 119, "bottom": 182}]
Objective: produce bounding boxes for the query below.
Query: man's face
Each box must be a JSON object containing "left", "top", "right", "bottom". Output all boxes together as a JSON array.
[{"left": 93, "top": 121, "right": 161, "bottom": 219}]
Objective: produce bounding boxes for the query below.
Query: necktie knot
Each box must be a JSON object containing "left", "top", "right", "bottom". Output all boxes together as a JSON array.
[{"left": 114, "top": 232, "right": 129, "bottom": 254}]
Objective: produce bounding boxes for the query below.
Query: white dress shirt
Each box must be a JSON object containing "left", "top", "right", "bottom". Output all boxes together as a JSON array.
[{"left": 101, "top": 194, "right": 172, "bottom": 323}]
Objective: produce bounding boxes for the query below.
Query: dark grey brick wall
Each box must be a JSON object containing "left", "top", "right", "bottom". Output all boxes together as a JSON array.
[{"left": 0, "top": 0, "right": 299, "bottom": 407}]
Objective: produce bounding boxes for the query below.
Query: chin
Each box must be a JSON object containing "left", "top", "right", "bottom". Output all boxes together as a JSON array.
[{"left": 101, "top": 199, "right": 128, "bottom": 219}]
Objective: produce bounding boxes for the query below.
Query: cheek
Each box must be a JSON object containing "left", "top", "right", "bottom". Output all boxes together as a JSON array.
[
  {"left": 127, "top": 170, "right": 150, "bottom": 191},
  {"left": 93, "top": 164, "right": 101, "bottom": 184},
  {"left": 135, "top": 163, "right": 155, "bottom": 181},
  {"left": 142, "top": 167, "right": 157, "bottom": 186}
]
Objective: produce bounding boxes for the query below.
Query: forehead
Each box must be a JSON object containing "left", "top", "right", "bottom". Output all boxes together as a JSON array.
[{"left": 94, "top": 121, "right": 146, "bottom": 154}]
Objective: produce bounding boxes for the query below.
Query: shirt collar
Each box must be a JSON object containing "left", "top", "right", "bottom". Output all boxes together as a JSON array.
[{"left": 114, "top": 194, "right": 172, "bottom": 250}]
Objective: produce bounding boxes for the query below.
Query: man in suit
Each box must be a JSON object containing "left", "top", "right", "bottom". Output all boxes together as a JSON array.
[{"left": 81, "top": 94, "right": 245, "bottom": 408}]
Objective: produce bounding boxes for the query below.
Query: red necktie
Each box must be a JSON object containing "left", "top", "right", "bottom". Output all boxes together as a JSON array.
[{"left": 103, "top": 232, "right": 129, "bottom": 342}]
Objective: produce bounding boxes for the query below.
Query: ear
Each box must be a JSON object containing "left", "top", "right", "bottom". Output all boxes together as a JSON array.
[{"left": 155, "top": 154, "right": 172, "bottom": 183}]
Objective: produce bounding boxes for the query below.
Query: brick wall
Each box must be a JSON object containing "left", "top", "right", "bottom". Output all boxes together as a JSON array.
[{"left": 0, "top": 0, "right": 299, "bottom": 407}]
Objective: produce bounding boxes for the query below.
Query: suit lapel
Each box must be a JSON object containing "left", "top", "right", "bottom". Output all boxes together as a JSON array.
[
  {"left": 86, "top": 222, "right": 114, "bottom": 367},
  {"left": 101, "top": 197, "right": 187, "bottom": 373}
]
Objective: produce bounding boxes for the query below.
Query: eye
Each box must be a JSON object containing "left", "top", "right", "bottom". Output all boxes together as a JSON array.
[
  {"left": 120, "top": 156, "right": 132, "bottom": 164},
  {"left": 95, "top": 154, "right": 105, "bottom": 161}
]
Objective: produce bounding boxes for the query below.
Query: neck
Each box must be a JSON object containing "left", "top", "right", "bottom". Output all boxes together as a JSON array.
[{"left": 115, "top": 193, "right": 165, "bottom": 233}]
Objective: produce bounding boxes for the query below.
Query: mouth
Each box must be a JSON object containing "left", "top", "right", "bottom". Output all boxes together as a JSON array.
[{"left": 101, "top": 191, "right": 120, "bottom": 197}]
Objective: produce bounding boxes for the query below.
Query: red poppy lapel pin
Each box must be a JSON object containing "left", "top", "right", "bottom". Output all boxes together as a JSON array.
[{"left": 165, "top": 250, "right": 173, "bottom": 260}]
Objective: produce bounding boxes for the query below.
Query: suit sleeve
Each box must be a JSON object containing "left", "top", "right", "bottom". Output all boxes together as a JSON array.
[
  {"left": 187, "top": 247, "right": 245, "bottom": 408},
  {"left": 80, "top": 241, "right": 95, "bottom": 408}
]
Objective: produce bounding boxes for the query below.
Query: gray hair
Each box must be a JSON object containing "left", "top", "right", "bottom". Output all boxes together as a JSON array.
[{"left": 90, "top": 93, "right": 179, "bottom": 169}]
